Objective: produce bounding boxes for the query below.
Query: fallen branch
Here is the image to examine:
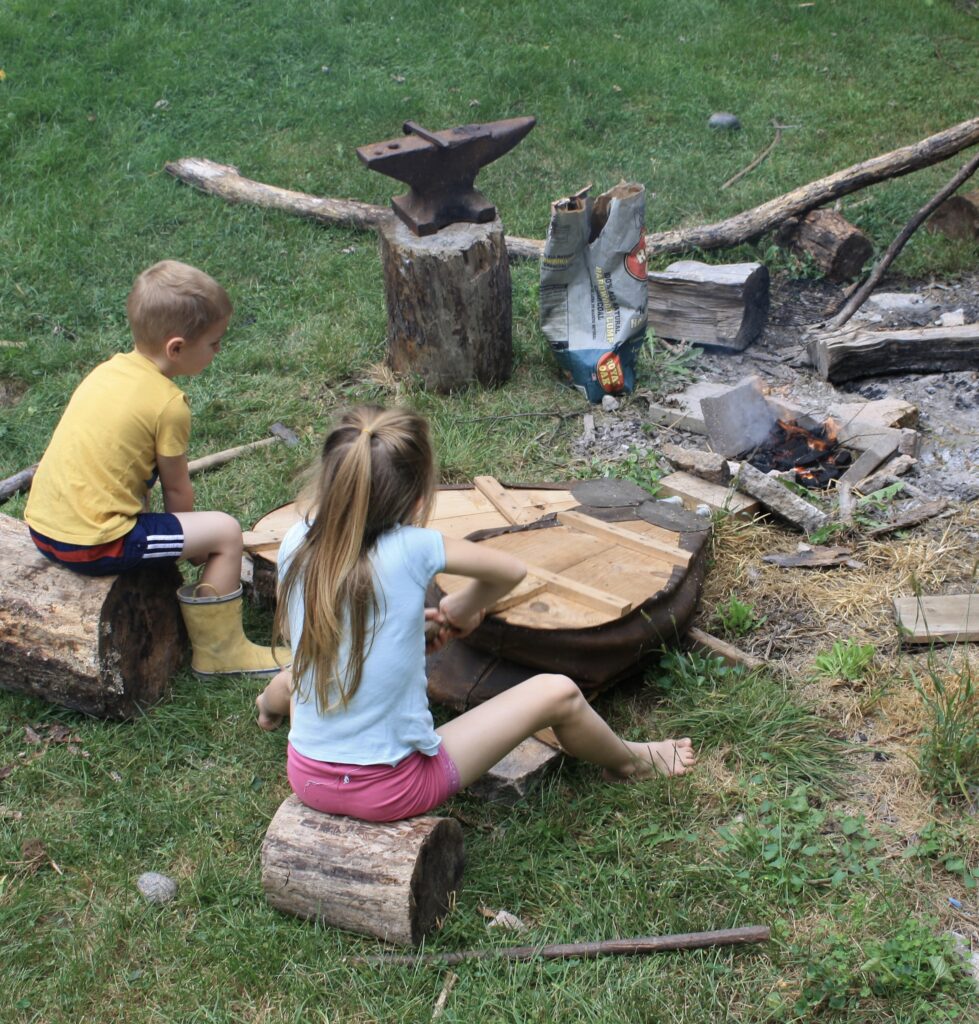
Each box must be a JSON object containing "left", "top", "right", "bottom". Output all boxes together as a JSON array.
[
  {"left": 646, "top": 115, "right": 979, "bottom": 255},
  {"left": 351, "top": 925, "right": 771, "bottom": 966},
  {"left": 865, "top": 499, "right": 950, "bottom": 538},
  {"left": 823, "top": 146, "right": 979, "bottom": 331},
  {"left": 0, "top": 464, "right": 38, "bottom": 505},
  {"left": 720, "top": 123, "right": 784, "bottom": 191},
  {"left": 166, "top": 116, "right": 979, "bottom": 262}
]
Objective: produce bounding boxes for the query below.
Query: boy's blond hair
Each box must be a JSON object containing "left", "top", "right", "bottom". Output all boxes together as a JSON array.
[{"left": 126, "top": 260, "right": 233, "bottom": 351}]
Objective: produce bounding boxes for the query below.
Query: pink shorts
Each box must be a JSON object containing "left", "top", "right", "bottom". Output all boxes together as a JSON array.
[{"left": 286, "top": 742, "right": 461, "bottom": 822}]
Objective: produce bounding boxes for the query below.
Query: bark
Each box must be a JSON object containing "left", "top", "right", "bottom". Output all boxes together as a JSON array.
[
  {"left": 0, "top": 513, "right": 186, "bottom": 717},
  {"left": 379, "top": 214, "right": 512, "bottom": 391},
  {"left": 261, "top": 795, "right": 465, "bottom": 946}
]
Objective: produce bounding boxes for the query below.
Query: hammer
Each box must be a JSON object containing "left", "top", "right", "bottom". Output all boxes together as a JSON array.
[{"left": 187, "top": 422, "right": 299, "bottom": 476}]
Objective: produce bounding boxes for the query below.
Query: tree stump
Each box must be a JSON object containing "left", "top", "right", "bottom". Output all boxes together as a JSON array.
[
  {"left": 646, "top": 261, "right": 769, "bottom": 351},
  {"left": 0, "top": 513, "right": 186, "bottom": 718},
  {"left": 774, "top": 209, "right": 873, "bottom": 281},
  {"left": 926, "top": 188, "right": 979, "bottom": 241},
  {"left": 261, "top": 795, "right": 465, "bottom": 946},
  {"left": 378, "top": 214, "right": 512, "bottom": 392}
]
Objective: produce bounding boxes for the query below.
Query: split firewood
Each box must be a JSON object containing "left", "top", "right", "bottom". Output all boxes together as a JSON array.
[
  {"left": 865, "top": 499, "right": 950, "bottom": 538},
  {"left": 855, "top": 454, "right": 917, "bottom": 495},
  {"left": 166, "top": 116, "right": 979, "bottom": 262},
  {"left": 734, "top": 463, "right": 828, "bottom": 535},
  {"left": 774, "top": 209, "right": 872, "bottom": 282},
  {"left": 925, "top": 188, "right": 979, "bottom": 241},
  {"left": 646, "top": 261, "right": 769, "bottom": 351},
  {"left": 807, "top": 324, "right": 979, "bottom": 383},
  {"left": 660, "top": 444, "right": 731, "bottom": 486},
  {"left": 763, "top": 546, "right": 864, "bottom": 570}
]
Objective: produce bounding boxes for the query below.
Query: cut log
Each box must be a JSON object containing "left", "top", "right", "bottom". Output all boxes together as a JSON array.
[
  {"left": 378, "top": 214, "right": 512, "bottom": 392},
  {"left": 774, "top": 209, "right": 873, "bottom": 282},
  {"left": 807, "top": 324, "right": 979, "bottom": 383},
  {"left": 0, "top": 513, "right": 186, "bottom": 718},
  {"left": 646, "top": 261, "right": 769, "bottom": 351},
  {"left": 733, "top": 464, "right": 828, "bottom": 535},
  {"left": 925, "top": 188, "right": 979, "bottom": 241},
  {"left": 894, "top": 594, "right": 978, "bottom": 644},
  {"left": 467, "top": 737, "right": 563, "bottom": 805},
  {"left": 261, "top": 795, "right": 465, "bottom": 946}
]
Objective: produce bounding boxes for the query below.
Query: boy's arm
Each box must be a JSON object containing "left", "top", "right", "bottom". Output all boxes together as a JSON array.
[
  {"left": 438, "top": 536, "right": 526, "bottom": 637},
  {"left": 156, "top": 453, "right": 194, "bottom": 514}
]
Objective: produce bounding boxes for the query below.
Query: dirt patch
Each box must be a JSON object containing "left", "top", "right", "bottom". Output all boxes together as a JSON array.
[{"left": 0, "top": 377, "right": 27, "bottom": 410}]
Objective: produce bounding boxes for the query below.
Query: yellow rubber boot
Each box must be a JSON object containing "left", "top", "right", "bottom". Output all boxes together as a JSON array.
[{"left": 177, "top": 585, "right": 289, "bottom": 677}]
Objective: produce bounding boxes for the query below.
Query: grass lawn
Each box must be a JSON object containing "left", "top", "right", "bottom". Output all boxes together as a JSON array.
[{"left": 2, "top": 1, "right": 979, "bottom": 1021}]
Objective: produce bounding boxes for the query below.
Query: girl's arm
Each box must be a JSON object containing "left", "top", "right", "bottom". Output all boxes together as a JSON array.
[{"left": 438, "top": 536, "right": 526, "bottom": 637}]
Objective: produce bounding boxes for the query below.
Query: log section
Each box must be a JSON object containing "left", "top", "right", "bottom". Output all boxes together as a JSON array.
[
  {"left": 0, "top": 513, "right": 186, "bottom": 717},
  {"left": 807, "top": 324, "right": 979, "bottom": 383},
  {"left": 926, "top": 188, "right": 979, "bottom": 241},
  {"left": 646, "top": 261, "right": 769, "bottom": 351},
  {"left": 775, "top": 209, "right": 873, "bottom": 282},
  {"left": 378, "top": 214, "right": 512, "bottom": 392},
  {"left": 261, "top": 795, "right": 465, "bottom": 946}
]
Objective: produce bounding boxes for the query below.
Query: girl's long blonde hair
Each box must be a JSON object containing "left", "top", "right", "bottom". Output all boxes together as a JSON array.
[{"left": 275, "top": 406, "right": 436, "bottom": 713}]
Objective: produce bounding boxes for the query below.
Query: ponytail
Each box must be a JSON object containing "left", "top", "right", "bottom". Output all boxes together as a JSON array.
[{"left": 275, "top": 406, "right": 435, "bottom": 712}]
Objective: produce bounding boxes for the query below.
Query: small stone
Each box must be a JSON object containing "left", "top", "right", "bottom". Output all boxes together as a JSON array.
[
  {"left": 708, "top": 112, "right": 741, "bottom": 130},
  {"left": 137, "top": 871, "right": 177, "bottom": 904},
  {"left": 601, "top": 394, "right": 620, "bottom": 412},
  {"left": 935, "top": 308, "right": 965, "bottom": 327}
]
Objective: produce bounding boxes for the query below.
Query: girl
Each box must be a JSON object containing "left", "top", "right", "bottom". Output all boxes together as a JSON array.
[{"left": 256, "top": 406, "right": 695, "bottom": 822}]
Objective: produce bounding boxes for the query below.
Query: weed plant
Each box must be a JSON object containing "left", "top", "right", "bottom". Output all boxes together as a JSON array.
[
  {"left": 811, "top": 639, "right": 878, "bottom": 683},
  {"left": 711, "top": 594, "right": 768, "bottom": 638}
]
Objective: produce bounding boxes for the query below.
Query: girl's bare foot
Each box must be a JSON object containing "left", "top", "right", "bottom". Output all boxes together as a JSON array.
[
  {"left": 255, "top": 693, "right": 284, "bottom": 732},
  {"left": 604, "top": 737, "right": 697, "bottom": 781}
]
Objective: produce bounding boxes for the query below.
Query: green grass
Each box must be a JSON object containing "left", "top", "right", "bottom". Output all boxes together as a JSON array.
[{"left": 3, "top": 1, "right": 979, "bottom": 1020}]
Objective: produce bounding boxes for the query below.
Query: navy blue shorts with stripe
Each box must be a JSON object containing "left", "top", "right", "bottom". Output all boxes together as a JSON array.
[{"left": 30, "top": 513, "right": 185, "bottom": 576}]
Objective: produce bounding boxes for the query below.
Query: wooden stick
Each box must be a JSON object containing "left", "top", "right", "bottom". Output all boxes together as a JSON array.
[
  {"left": 824, "top": 147, "right": 979, "bottom": 331},
  {"left": 352, "top": 925, "right": 771, "bottom": 966},
  {"left": 187, "top": 435, "right": 280, "bottom": 475},
  {"left": 720, "top": 123, "right": 783, "bottom": 190},
  {"left": 0, "top": 464, "right": 38, "bottom": 505},
  {"left": 473, "top": 475, "right": 540, "bottom": 525},
  {"left": 686, "top": 627, "right": 767, "bottom": 671},
  {"left": 556, "top": 510, "right": 691, "bottom": 568}
]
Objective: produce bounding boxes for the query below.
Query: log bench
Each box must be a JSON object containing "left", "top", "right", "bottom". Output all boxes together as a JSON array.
[
  {"left": 261, "top": 795, "right": 465, "bottom": 945},
  {"left": 0, "top": 513, "right": 186, "bottom": 718}
]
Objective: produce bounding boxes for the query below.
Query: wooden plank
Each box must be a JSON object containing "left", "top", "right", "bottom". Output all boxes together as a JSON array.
[
  {"left": 488, "top": 577, "right": 548, "bottom": 613},
  {"left": 523, "top": 564, "right": 632, "bottom": 616},
  {"left": 894, "top": 595, "right": 979, "bottom": 644},
  {"left": 242, "top": 529, "right": 284, "bottom": 552},
  {"left": 473, "top": 476, "right": 540, "bottom": 525},
  {"left": 556, "top": 510, "right": 690, "bottom": 568},
  {"left": 656, "top": 471, "right": 760, "bottom": 518}
]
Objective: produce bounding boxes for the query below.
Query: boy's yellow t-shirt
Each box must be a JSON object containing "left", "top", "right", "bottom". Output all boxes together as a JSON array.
[{"left": 25, "top": 350, "right": 191, "bottom": 545}]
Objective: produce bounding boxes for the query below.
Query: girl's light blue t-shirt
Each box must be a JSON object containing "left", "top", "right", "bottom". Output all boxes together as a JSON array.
[{"left": 280, "top": 520, "right": 446, "bottom": 766}]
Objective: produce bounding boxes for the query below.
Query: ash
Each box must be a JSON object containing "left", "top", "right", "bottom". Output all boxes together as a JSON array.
[{"left": 576, "top": 271, "right": 979, "bottom": 502}]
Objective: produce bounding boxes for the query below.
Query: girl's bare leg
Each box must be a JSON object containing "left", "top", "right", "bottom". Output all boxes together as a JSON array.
[
  {"left": 256, "top": 669, "right": 292, "bottom": 731},
  {"left": 437, "top": 673, "right": 696, "bottom": 789}
]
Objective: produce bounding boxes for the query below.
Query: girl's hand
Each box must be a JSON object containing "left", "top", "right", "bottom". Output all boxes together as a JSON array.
[
  {"left": 423, "top": 607, "right": 451, "bottom": 654},
  {"left": 439, "top": 595, "right": 485, "bottom": 640}
]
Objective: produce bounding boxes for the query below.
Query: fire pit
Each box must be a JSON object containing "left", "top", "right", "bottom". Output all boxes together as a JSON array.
[{"left": 743, "top": 418, "right": 854, "bottom": 489}]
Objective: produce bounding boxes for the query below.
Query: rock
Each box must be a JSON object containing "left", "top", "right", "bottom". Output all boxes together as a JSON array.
[
  {"left": 708, "top": 112, "right": 741, "bottom": 130},
  {"left": 137, "top": 871, "right": 178, "bottom": 904},
  {"left": 936, "top": 308, "right": 966, "bottom": 327},
  {"left": 700, "top": 375, "right": 777, "bottom": 457},
  {"left": 660, "top": 443, "right": 731, "bottom": 485},
  {"left": 865, "top": 292, "right": 939, "bottom": 315},
  {"left": 601, "top": 394, "right": 620, "bottom": 412}
]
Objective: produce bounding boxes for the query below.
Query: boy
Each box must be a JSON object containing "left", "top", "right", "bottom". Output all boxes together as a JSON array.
[{"left": 25, "top": 260, "right": 284, "bottom": 677}]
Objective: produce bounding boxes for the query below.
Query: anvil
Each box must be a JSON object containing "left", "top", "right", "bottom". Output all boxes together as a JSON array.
[{"left": 356, "top": 116, "right": 536, "bottom": 236}]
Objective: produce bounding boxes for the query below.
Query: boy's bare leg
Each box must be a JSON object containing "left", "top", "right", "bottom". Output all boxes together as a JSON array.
[
  {"left": 174, "top": 511, "right": 244, "bottom": 596},
  {"left": 437, "top": 673, "right": 696, "bottom": 789},
  {"left": 256, "top": 669, "right": 292, "bottom": 731}
]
